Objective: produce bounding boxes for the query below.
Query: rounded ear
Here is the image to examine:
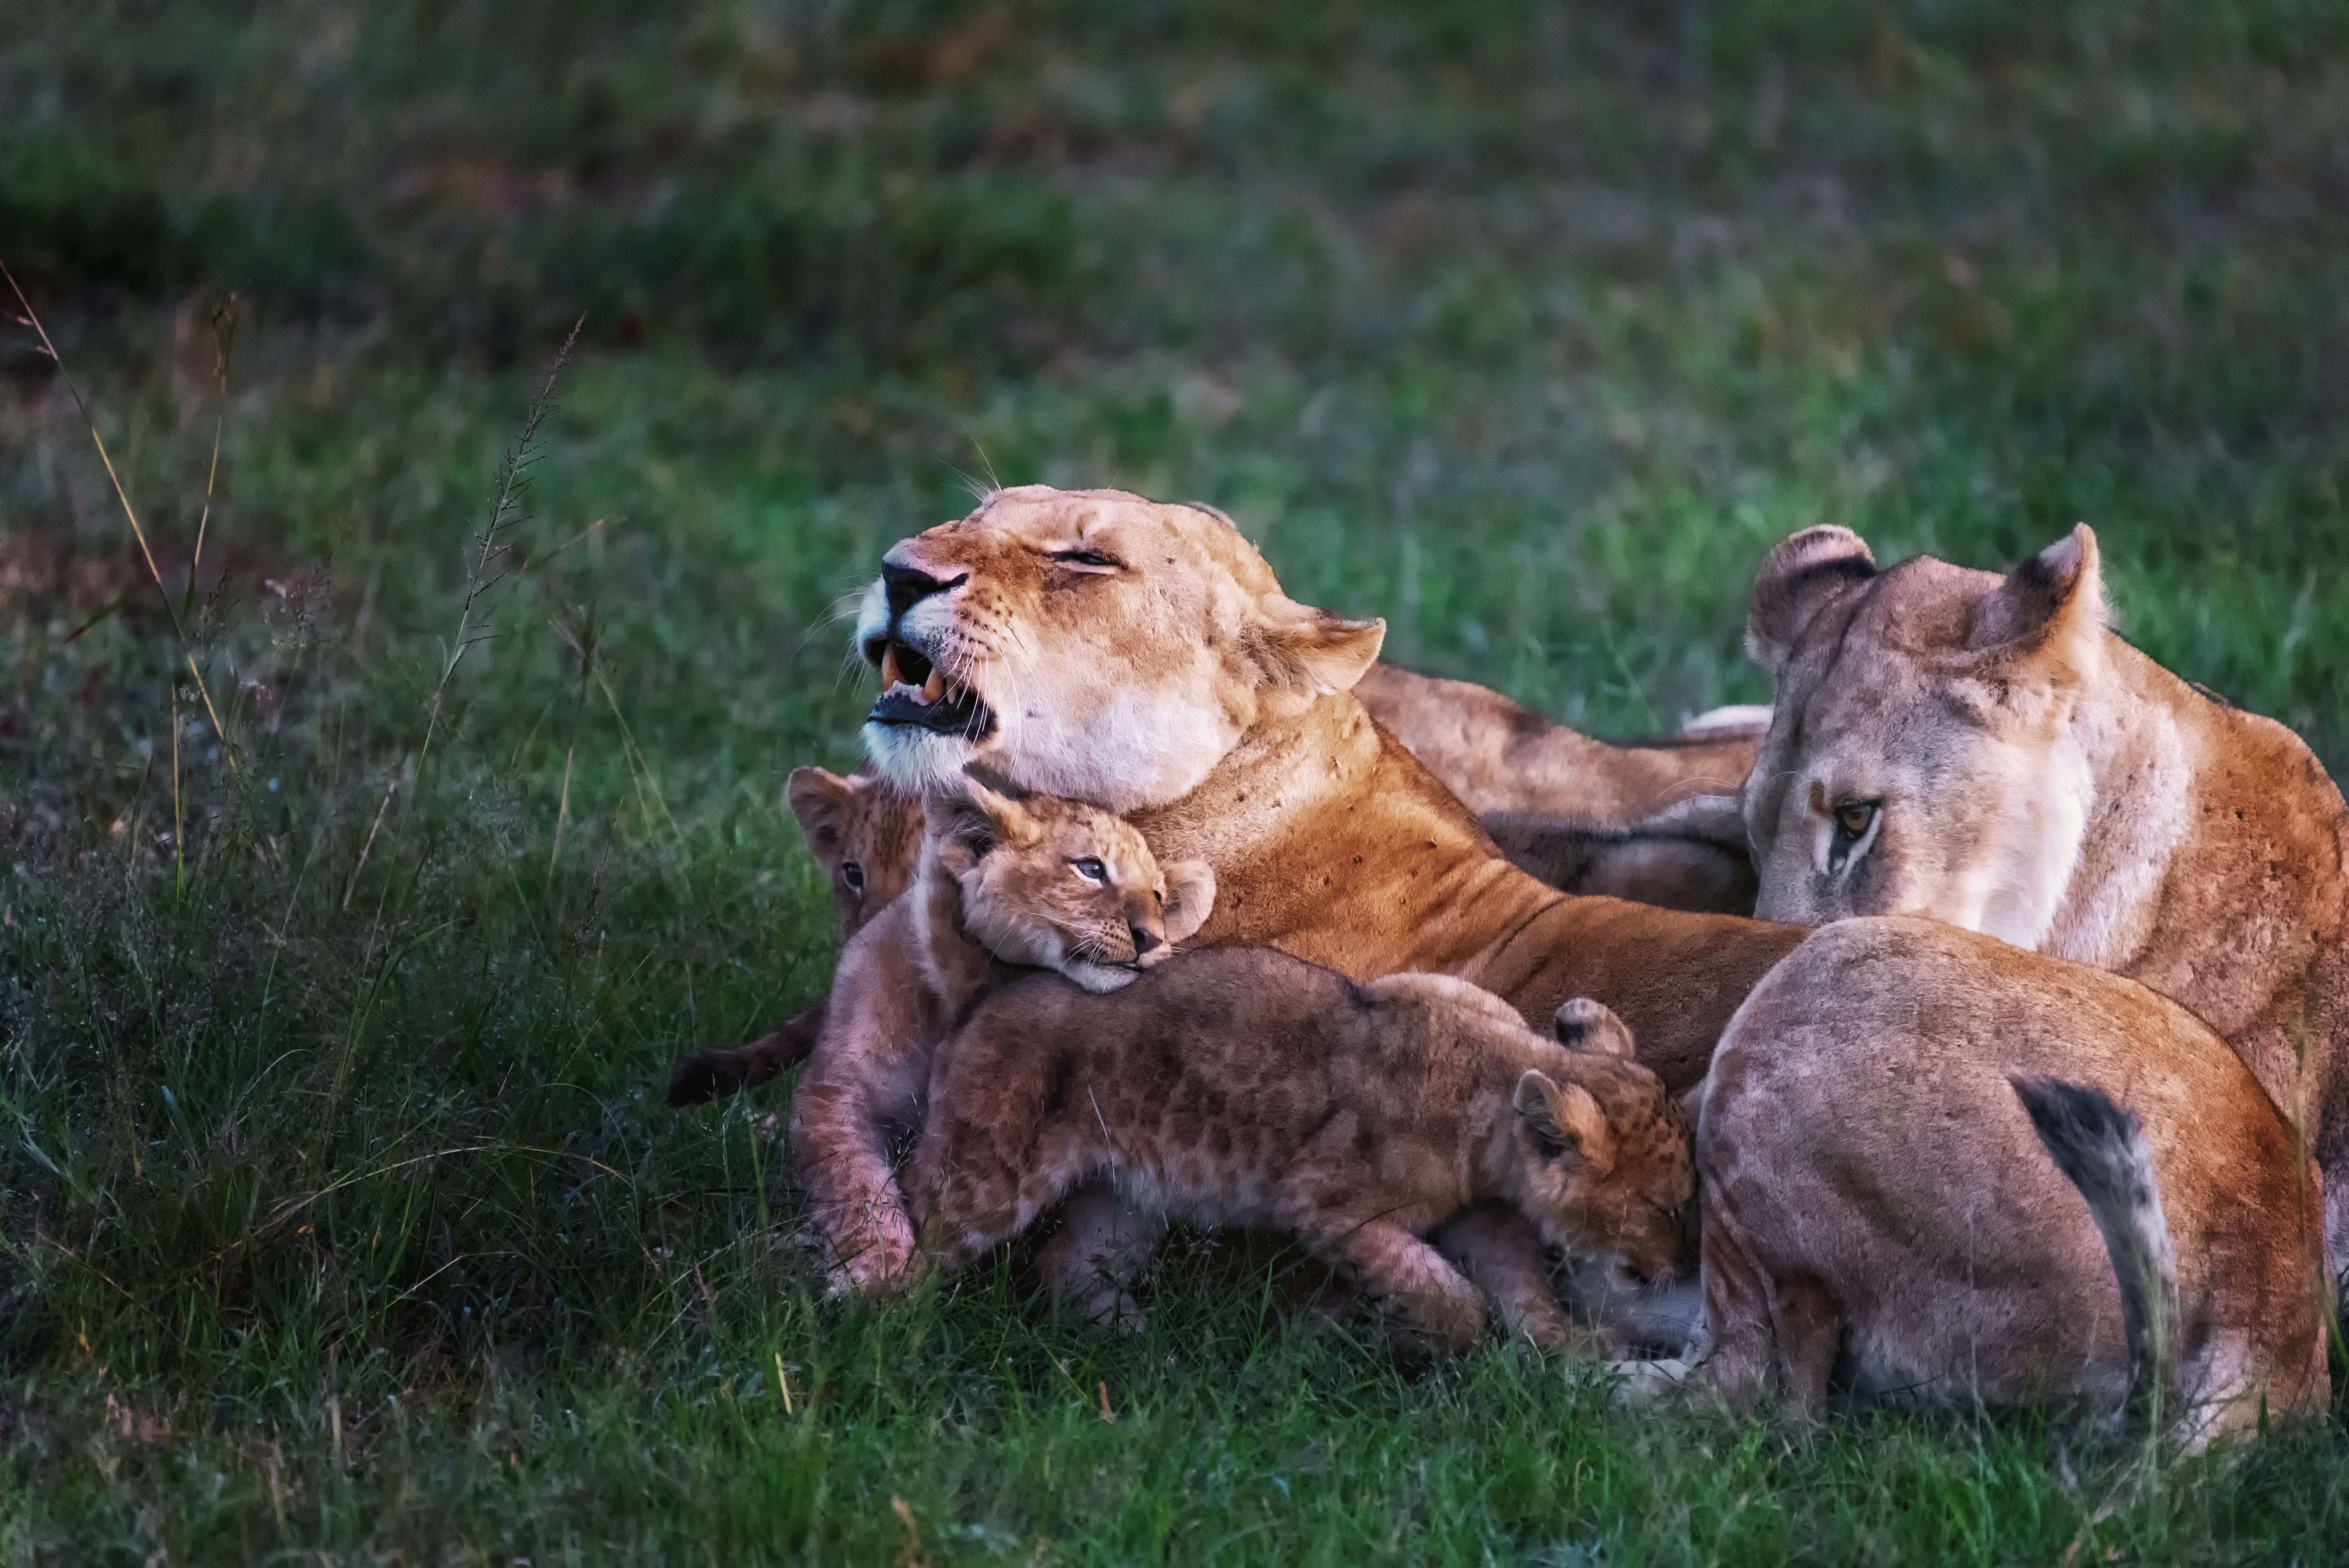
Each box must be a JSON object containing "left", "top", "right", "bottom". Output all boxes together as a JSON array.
[
  {"left": 1969, "top": 523, "right": 2104, "bottom": 677},
  {"left": 923, "top": 775, "right": 1042, "bottom": 864},
  {"left": 1746, "top": 526, "right": 1877, "bottom": 672},
  {"left": 1158, "top": 859, "right": 1217, "bottom": 943},
  {"left": 1552, "top": 998, "right": 1636, "bottom": 1058},
  {"left": 1244, "top": 595, "right": 1385, "bottom": 710},
  {"left": 785, "top": 767, "right": 854, "bottom": 859},
  {"left": 1512, "top": 1070, "right": 1616, "bottom": 1175}
]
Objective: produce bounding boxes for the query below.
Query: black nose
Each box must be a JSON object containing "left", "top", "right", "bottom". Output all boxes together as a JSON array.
[
  {"left": 883, "top": 561, "right": 960, "bottom": 621},
  {"left": 1130, "top": 925, "right": 1162, "bottom": 955}
]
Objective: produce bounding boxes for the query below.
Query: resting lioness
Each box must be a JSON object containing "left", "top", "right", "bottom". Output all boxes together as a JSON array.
[
  {"left": 1673, "top": 917, "right": 2329, "bottom": 1443},
  {"left": 790, "top": 776, "right": 1213, "bottom": 1295},
  {"left": 1354, "top": 663, "right": 1766, "bottom": 821},
  {"left": 909, "top": 962, "right": 1693, "bottom": 1352},
  {"left": 1741, "top": 522, "right": 2349, "bottom": 1281},
  {"left": 855, "top": 485, "right": 1810, "bottom": 1100}
]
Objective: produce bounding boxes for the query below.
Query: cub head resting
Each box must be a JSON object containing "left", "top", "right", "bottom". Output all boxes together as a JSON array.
[
  {"left": 786, "top": 766, "right": 922, "bottom": 937},
  {"left": 922, "top": 775, "right": 1216, "bottom": 994}
]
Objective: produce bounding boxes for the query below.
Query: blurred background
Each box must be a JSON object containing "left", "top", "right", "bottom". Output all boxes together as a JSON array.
[{"left": 4, "top": 3, "right": 2347, "bottom": 1558}]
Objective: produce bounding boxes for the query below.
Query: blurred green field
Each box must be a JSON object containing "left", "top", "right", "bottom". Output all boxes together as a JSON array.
[{"left": 5, "top": 2, "right": 2349, "bottom": 1561}]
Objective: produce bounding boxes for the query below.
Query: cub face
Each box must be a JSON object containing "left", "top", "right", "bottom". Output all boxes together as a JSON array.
[
  {"left": 1741, "top": 524, "right": 2105, "bottom": 950},
  {"left": 854, "top": 485, "right": 1384, "bottom": 813},
  {"left": 786, "top": 766, "right": 923, "bottom": 937},
  {"left": 925, "top": 777, "right": 1216, "bottom": 993},
  {"left": 1508, "top": 1000, "right": 1696, "bottom": 1285}
]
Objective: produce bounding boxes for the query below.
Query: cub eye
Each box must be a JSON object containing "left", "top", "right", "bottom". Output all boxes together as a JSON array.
[
  {"left": 1071, "top": 857, "right": 1108, "bottom": 884},
  {"left": 1832, "top": 800, "right": 1879, "bottom": 845},
  {"left": 1050, "top": 547, "right": 1121, "bottom": 570},
  {"left": 842, "top": 862, "right": 866, "bottom": 892}
]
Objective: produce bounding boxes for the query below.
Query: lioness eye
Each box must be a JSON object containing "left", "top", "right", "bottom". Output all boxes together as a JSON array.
[
  {"left": 1050, "top": 547, "right": 1120, "bottom": 570},
  {"left": 1832, "top": 800, "right": 1878, "bottom": 843},
  {"left": 1072, "top": 857, "right": 1108, "bottom": 883},
  {"left": 842, "top": 862, "right": 866, "bottom": 891}
]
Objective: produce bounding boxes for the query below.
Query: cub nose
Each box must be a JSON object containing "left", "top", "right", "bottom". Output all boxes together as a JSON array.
[
  {"left": 1130, "top": 924, "right": 1163, "bottom": 956},
  {"left": 882, "top": 560, "right": 961, "bottom": 620}
]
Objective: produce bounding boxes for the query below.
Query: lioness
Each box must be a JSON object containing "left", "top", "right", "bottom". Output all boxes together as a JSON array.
[
  {"left": 909, "top": 963, "right": 1693, "bottom": 1352},
  {"left": 1674, "top": 917, "right": 2329, "bottom": 1441},
  {"left": 1741, "top": 522, "right": 2349, "bottom": 1280},
  {"left": 790, "top": 775, "right": 1214, "bottom": 1295},
  {"left": 1484, "top": 796, "right": 1759, "bottom": 917},
  {"left": 1355, "top": 663, "right": 1766, "bottom": 821},
  {"left": 855, "top": 485, "right": 1809, "bottom": 1099}
]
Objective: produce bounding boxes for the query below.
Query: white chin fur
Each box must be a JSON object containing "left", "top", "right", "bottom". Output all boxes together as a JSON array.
[
  {"left": 1067, "top": 962, "right": 1139, "bottom": 994},
  {"left": 862, "top": 720, "right": 983, "bottom": 792}
]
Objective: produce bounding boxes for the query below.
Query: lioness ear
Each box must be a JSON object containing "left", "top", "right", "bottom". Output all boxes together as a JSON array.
[
  {"left": 924, "top": 776, "right": 1042, "bottom": 864},
  {"left": 1971, "top": 524, "right": 2104, "bottom": 678},
  {"left": 1746, "top": 526, "right": 1877, "bottom": 672},
  {"left": 786, "top": 767, "right": 855, "bottom": 863},
  {"left": 1552, "top": 998, "right": 1636, "bottom": 1058},
  {"left": 1246, "top": 595, "right": 1385, "bottom": 708},
  {"left": 1157, "top": 859, "right": 1217, "bottom": 943},
  {"left": 1513, "top": 1070, "right": 1615, "bottom": 1175}
]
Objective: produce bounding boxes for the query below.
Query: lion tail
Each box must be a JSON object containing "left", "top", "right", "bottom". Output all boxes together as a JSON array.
[
  {"left": 667, "top": 1003, "right": 827, "bottom": 1107},
  {"left": 2011, "top": 1075, "right": 2181, "bottom": 1429}
]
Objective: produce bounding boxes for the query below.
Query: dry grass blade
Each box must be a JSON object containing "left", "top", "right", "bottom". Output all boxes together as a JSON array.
[{"left": 2, "top": 259, "right": 239, "bottom": 770}]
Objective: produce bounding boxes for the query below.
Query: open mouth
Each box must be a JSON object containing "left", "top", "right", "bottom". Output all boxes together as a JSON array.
[{"left": 869, "top": 639, "right": 996, "bottom": 739}]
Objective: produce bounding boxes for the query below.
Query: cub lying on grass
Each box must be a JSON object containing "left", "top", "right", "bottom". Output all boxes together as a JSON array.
[
  {"left": 1665, "top": 917, "right": 2330, "bottom": 1445},
  {"left": 907, "top": 959, "right": 1693, "bottom": 1352},
  {"left": 668, "top": 765, "right": 923, "bottom": 1106},
  {"left": 790, "top": 777, "right": 1214, "bottom": 1295}
]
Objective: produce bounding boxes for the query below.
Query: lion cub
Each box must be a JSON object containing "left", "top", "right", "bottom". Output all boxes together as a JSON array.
[
  {"left": 793, "top": 777, "right": 1214, "bottom": 1295},
  {"left": 668, "top": 765, "right": 925, "bottom": 1106},
  {"left": 908, "top": 961, "right": 1693, "bottom": 1352}
]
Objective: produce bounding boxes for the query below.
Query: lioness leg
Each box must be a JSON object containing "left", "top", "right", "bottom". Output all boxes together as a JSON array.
[
  {"left": 1319, "top": 1217, "right": 1488, "bottom": 1354},
  {"left": 1687, "top": 1191, "right": 1841, "bottom": 1417},
  {"left": 1431, "top": 1202, "right": 1573, "bottom": 1350},
  {"left": 1037, "top": 1183, "right": 1166, "bottom": 1333}
]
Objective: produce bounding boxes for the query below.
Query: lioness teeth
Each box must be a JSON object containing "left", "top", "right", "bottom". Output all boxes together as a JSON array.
[
  {"left": 879, "top": 646, "right": 903, "bottom": 689},
  {"left": 921, "top": 670, "right": 946, "bottom": 703}
]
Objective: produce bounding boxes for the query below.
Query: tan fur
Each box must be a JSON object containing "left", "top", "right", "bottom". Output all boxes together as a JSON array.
[
  {"left": 1354, "top": 663, "right": 1764, "bottom": 821},
  {"left": 790, "top": 779, "right": 1213, "bottom": 1294},
  {"left": 1743, "top": 523, "right": 2349, "bottom": 1281},
  {"left": 907, "top": 958, "right": 1693, "bottom": 1352},
  {"left": 1672, "top": 917, "right": 2329, "bottom": 1441},
  {"left": 785, "top": 765, "right": 923, "bottom": 937}
]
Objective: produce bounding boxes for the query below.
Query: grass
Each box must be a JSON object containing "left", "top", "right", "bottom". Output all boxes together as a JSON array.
[{"left": 4, "top": 0, "right": 2349, "bottom": 1559}]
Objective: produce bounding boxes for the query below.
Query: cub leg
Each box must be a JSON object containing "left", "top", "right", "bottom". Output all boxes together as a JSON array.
[
  {"left": 1431, "top": 1202, "right": 1572, "bottom": 1350},
  {"left": 1319, "top": 1217, "right": 1489, "bottom": 1354},
  {"left": 1037, "top": 1183, "right": 1168, "bottom": 1334},
  {"left": 789, "top": 1073, "right": 916, "bottom": 1297},
  {"left": 910, "top": 1121, "right": 1094, "bottom": 1274}
]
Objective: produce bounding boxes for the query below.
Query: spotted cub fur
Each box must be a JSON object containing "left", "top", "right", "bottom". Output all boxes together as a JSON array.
[
  {"left": 909, "top": 962, "right": 1693, "bottom": 1351},
  {"left": 793, "top": 777, "right": 1215, "bottom": 1295}
]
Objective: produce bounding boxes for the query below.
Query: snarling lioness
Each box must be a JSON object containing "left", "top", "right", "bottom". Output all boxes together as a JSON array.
[
  {"left": 854, "top": 485, "right": 1810, "bottom": 1099},
  {"left": 1741, "top": 522, "right": 2349, "bottom": 1281}
]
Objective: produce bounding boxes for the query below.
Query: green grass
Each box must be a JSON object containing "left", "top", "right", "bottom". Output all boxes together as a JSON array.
[{"left": 5, "top": 0, "right": 2349, "bottom": 1559}]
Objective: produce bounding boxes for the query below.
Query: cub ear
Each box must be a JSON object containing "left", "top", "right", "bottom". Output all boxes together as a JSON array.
[
  {"left": 1745, "top": 526, "right": 1877, "bottom": 672},
  {"left": 1970, "top": 524, "right": 2104, "bottom": 678},
  {"left": 1245, "top": 595, "right": 1385, "bottom": 710},
  {"left": 1552, "top": 998, "right": 1636, "bottom": 1058},
  {"left": 786, "top": 767, "right": 855, "bottom": 862},
  {"left": 1513, "top": 1070, "right": 1616, "bottom": 1176},
  {"left": 923, "top": 776, "right": 1042, "bottom": 865},
  {"left": 1157, "top": 859, "right": 1218, "bottom": 943}
]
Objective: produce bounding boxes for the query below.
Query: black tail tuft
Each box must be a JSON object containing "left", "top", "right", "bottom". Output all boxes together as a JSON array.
[
  {"left": 666, "top": 1003, "right": 827, "bottom": 1107},
  {"left": 2011, "top": 1075, "right": 2180, "bottom": 1433}
]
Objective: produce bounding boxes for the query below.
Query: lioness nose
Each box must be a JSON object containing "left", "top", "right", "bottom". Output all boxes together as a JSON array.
[
  {"left": 1130, "top": 924, "right": 1162, "bottom": 955},
  {"left": 882, "top": 560, "right": 961, "bottom": 620}
]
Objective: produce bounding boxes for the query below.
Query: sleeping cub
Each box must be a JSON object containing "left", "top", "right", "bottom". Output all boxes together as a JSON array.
[
  {"left": 909, "top": 962, "right": 1693, "bottom": 1351},
  {"left": 792, "top": 776, "right": 1215, "bottom": 1295}
]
